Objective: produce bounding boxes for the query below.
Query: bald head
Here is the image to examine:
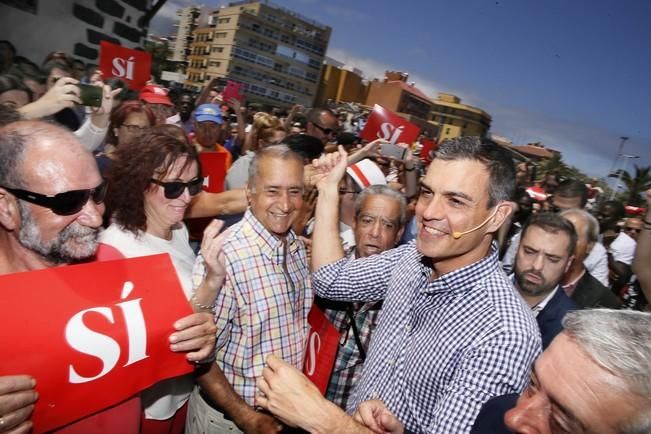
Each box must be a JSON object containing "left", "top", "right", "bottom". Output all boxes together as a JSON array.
[
  {"left": 0, "top": 121, "right": 104, "bottom": 268},
  {"left": 0, "top": 120, "right": 96, "bottom": 190}
]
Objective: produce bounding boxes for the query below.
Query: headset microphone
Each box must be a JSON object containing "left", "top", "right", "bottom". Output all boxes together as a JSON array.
[{"left": 451, "top": 207, "right": 500, "bottom": 239}]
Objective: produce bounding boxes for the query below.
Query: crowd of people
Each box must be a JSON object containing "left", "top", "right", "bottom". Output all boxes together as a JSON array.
[{"left": 0, "top": 40, "right": 650, "bottom": 434}]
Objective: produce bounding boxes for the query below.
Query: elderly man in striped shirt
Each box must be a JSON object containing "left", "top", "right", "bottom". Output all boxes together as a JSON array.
[
  {"left": 187, "top": 145, "right": 310, "bottom": 434},
  {"left": 300, "top": 137, "right": 541, "bottom": 433}
]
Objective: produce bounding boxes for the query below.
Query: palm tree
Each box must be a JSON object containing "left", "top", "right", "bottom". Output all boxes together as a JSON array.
[{"left": 610, "top": 165, "right": 651, "bottom": 206}]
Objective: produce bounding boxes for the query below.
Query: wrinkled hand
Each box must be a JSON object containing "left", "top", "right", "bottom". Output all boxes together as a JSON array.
[
  {"left": 0, "top": 376, "right": 37, "bottom": 434},
  {"left": 353, "top": 400, "right": 404, "bottom": 434},
  {"left": 311, "top": 145, "right": 348, "bottom": 190},
  {"left": 200, "top": 219, "right": 231, "bottom": 289},
  {"left": 239, "top": 410, "right": 283, "bottom": 434},
  {"left": 36, "top": 77, "right": 81, "bottom": 115},
  {"left": 169, "top": 312, "right": 217, "bottom": 362},
  {"left": 256, "top": 354, "right": 325, "bottom": 430},
  {"left": 359, "top": 138, "right": 384, "bottom": 159}
]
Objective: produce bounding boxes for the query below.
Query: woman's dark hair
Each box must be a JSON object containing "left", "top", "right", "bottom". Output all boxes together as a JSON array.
[
  {"left": 42, "top": 59, "right": 72, "bottom": 79},
  {"left": 0, "top": 73, "right": 33, "bottom": 102},
  {"left": 106, "top": 100, "right": 156, "bottom": 146},
  {"left": 105, "top": 130, "right": 200, "bottom": 234}
]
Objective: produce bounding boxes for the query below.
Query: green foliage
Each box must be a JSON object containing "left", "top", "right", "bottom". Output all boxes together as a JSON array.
[
  {"left": 610, "top": 165, "right": 651, "bottom": 206},
  {"left": 144, "top": 40, "right": 173, "bottom": 82}
]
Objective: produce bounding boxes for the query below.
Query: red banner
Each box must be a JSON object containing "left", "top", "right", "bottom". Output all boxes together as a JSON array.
[
  {"left": 0, "top": 255, "right": 193, "bottom": 433},
  {"left": 222, "top": 80, "right": 245, "bottom": 104},
  {"left": 360, "top": 104, "right": 421, "bottom": 146},
  {"left": 302, "top": 307, "right": 339, "bottom": 395},
  {"left": 199, "top": 152, "right": 227, "bottom": 193},
  {"left": 419, "top": 138, "right": 438, "bottom": 163},
  {"left": 99, "top": 41, "right": 152, "bottom": 90}
]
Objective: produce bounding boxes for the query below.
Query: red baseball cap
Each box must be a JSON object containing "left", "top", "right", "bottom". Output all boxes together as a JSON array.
[{"left": 139, "top": 84, "right": 173, "bottom": 106}]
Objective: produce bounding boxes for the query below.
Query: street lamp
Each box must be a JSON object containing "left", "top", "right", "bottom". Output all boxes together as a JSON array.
[{"left": 609, "top": 153, "right": 640, "bottom": 200}]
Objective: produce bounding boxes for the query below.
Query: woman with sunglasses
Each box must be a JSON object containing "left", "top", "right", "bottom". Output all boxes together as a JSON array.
[{"left": 99, "top": 127, "right": 227, "bottom": 434}]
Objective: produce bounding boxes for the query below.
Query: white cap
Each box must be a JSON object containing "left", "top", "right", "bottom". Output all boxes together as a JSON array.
[{"left": 346, "top": 159, "right": 387, "bottom": 189}]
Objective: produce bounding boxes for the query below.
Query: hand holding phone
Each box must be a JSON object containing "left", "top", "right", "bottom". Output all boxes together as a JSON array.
[
  {"left": 78, "top": 83, "right": 103, "bottom": 107},
  {"left": 380, "top": 142, "right": 407, "bottom": 160}
]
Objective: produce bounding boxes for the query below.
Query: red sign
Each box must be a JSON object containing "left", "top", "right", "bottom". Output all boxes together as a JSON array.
[
  {"left": 302, "top": 307, "right": 339, "bottom": 395},
  {"left": 360, "top": 104, "right": 421, "bottom": 146},
  {"left": 199, "top": 152, "right": 227, "bottom": 193},
  {"left": 222, "top": 80, "right": 245, "bottom": 104},
  {"left": 99, "top": 41, "right": 152, "bottom": 90},
  {"left": 419, "top": 138, "right": 438, "bottom": 163},
  {"left": 0, "top": 255, "right": 193, "bottom": 433}
]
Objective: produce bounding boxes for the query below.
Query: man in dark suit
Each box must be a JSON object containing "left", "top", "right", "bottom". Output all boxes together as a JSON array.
[
  {"left": 512, "top": 213, "right": 579, "bottom": 349},
  {"left": 561, "top": 209, "right": 622, "bottom": 309}
]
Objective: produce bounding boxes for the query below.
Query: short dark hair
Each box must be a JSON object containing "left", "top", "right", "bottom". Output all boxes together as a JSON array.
[
  {"left": 554, "top": 179, "right": 588, "bottom": 207},
  {"left": 283, "top": 133, "right": 324, "bottom": 161},
  {"left": 521, "top": 212, "right": 577, "bottom": 256},
  {"left": 106, "top": 130, "right": 200, "bottom": 234},
  {"left": 602, "top": 200, "right": 626, "bottom": 220},
  {"left": 433, "top": 136, "right": 516, "bottom": 208},
  {"left": 0, "top": 103, "right": 22, "bottom": 127}
]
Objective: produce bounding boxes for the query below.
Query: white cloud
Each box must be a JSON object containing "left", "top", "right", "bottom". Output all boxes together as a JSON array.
[{"left": 325, "top": 46, "right": 444, "bottom": 98}]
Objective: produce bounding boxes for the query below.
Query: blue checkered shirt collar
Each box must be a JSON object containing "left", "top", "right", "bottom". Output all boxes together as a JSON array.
[
  {"left": 419, "top": 241, "right": 501, "bottom": 296},
  {"left": 241, "top": 209, "right": 300, "bottom": 264}
]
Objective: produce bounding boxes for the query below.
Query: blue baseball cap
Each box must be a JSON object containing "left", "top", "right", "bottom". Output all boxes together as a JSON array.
[{"left": 194, "top": 104, "right": 223, "bottom": 124}]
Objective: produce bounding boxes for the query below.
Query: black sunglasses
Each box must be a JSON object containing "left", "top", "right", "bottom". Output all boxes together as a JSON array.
[
  {"left": 313, "top": 123, "right": 336, "bottom": 136},
  {"left": 2, "top": 180, "right": 108, "bottom": 216},
  {"left": 151, "top": 177, "right": 203, "bottom": 199}
]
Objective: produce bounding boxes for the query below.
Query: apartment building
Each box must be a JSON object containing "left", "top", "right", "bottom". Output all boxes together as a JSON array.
[
  {"left": 169, "top": 6, "right": 201, "bottom": 63},
  {"left": 185, "top": 0, "right": 331, "bottom": 108},
  {"left": 429, "top": 93, "right": 492, "bottom": 141}
]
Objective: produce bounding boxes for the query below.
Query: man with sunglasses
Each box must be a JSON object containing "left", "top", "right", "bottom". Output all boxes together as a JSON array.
[
  {"left": 305, "top": 107, "right": 339, "bottom": 146},
  {"left": 0, "top": 121, "right": 217, "bottom": 434}
]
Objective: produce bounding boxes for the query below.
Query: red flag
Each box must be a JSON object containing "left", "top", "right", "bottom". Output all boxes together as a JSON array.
[
  {"left": 0, "top": 254, "right": 193, "bottom": 433},
  {"left": 302, "top": 306, "right": 339, "bottom": 395},
  {"left": 419, "top": 138, "right": 438, "bottom": 163},
  {"left": 199, "top": 152, "right": 227, "bottom": 193},
  {"left": 99, "top": 41, "right": 152, "bottom": 90},
  {"left": 360, "top": 104, "right": 421, "bottom": 146},
  {"left": 222, "top": 80, "right": 245, "bottom": 104}
]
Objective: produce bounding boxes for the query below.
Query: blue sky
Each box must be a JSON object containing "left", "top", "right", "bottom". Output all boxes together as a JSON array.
[{"left": 151, "top": 0, "right": 651, "bottom": 182}]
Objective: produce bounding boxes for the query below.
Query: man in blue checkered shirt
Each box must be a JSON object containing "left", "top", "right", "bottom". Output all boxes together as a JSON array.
[{"left": 307, "top": 137, "right": 541, "bottom": 433}]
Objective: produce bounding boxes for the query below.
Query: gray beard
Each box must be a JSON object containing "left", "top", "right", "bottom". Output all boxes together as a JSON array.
[{"left": 17, "top": 201, "right": 99, "bottom": 265}]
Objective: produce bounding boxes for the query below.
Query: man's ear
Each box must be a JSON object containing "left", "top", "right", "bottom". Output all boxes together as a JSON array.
[
  {"left": 486, "top": 201, "right": 514, "bottom": 234},
  {"left": 0, "top": 188, "right": 21, "bottom": 231},
  {"left": 245, "top": 183, "right": 252, "bottom": 206},
  {"left": 395, "top": 226, "right": 405, "bottom": 245},
  {"left": 564, "top": 255, "right": 576, "bottom": 274}
]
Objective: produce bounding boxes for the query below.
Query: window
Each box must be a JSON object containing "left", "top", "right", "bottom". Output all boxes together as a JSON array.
[
  {"left": 209, "top": 61, "right": 221, "bottom": 68},
  {"left": 215, "top": 32, "right": 227, "bottom": 38},
  {"left": 212, "top": 46, "right": 224, "bottom": 53},
  {"left": 218, "top": 17, "right": 230, "bottom": 24}
]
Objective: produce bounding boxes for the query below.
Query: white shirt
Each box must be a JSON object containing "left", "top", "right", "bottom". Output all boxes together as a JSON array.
[
  {"left": 583, "top": 242, "right": 609, "bottom": 286},
  {"left": 609, "top": 232, "right": 637, "bottom": 266},
  {"left": 98, "top": 222, "right": 196, "bottom": 420}
]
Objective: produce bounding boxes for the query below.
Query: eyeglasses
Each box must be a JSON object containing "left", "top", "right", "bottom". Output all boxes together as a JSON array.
[
  {"left": 625, "top": 227, "right": 641, "bottom": 234},
  {"left": 313, "top": 123, "right": 336, "bottom": 136},
  {"left": 150, "top": 177, "right": 204, "bottom": 199},
  {"left": 2, "top": 180, "right": 108, "bottom": 216},
  {"left": 121, "top": 124, "right": 149, "bottom": 133}
]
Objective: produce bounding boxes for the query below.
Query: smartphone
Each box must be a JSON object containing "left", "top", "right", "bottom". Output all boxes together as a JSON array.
[
  {"left": 380, "top": 142, "right": 407, "bottom": 160},
  {"left": 78, "top": 83, "right": 103, "bottom": 107}
]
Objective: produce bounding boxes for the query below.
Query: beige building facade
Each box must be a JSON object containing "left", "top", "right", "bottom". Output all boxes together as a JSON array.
[{"left": 185, "top": 0, "right": 331, "bottom": 108}]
